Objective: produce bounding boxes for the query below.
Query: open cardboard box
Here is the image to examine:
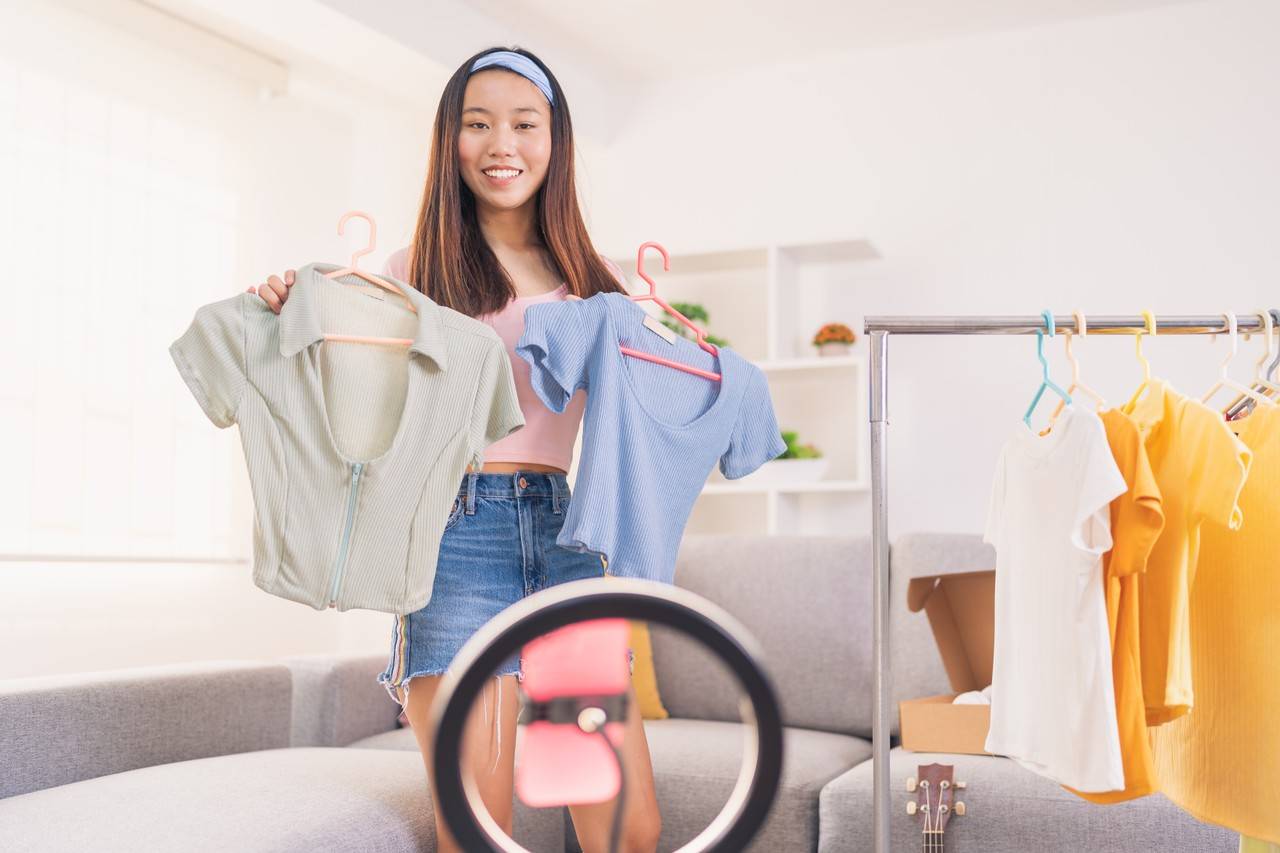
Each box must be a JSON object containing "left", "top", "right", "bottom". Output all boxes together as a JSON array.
[{"left": 900, "top": 569, "right": 995, "bottom": 755}]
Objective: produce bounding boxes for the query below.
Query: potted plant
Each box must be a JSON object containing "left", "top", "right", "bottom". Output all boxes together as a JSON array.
[
  {"left": 662, "top": 302, "right": 730, "bottom": 348},
  {"left": 812, "top": 322, "right": 856, "bottom": 357},
  {"left": 741, "top": 430, "right": 828, "bottom": 485}
]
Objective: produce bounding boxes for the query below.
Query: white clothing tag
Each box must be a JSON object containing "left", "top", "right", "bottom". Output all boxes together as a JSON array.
[
  {"left": 643, "top": 314, "right": 677, "bottom": 344},
  {"left": 360, "top": 287, "right": 386, "bottom": 302}
]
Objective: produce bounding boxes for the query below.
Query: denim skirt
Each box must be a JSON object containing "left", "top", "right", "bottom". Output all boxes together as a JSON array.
[{"left": 378, "top": 471, "right": 632, "bottom": 705}]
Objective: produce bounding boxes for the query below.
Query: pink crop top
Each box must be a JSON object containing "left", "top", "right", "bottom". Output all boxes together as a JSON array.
[{"left": 384, "top": 247, "right": 590, "bottom": 472}]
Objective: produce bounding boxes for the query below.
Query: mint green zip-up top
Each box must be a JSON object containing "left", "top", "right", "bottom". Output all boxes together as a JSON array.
[{"left": 169, "top": 263, "right": 524, "bottom": 614}]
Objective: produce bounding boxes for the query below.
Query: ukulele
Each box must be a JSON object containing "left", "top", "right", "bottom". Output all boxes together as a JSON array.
[{"left": 906, "top": 763, "right": 967, "bottom": 851}]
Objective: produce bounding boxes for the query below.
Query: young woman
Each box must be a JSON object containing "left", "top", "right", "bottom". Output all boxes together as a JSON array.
[{"left": 251, "top": 47, "right": 662, "bottom": 853}]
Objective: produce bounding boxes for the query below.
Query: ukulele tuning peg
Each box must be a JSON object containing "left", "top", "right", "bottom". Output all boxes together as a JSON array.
[
  {"left": 906, "top": 776, "right": 917, "bottom": 792},
  {"left": 906, "top": 801, "right": 917, "bottom": 816},
  {"left": 955, "top": 780, "right": 967, "bottom": 790},
  {"left": 955, "top": 801, "right": 967, "bottom": 816}
]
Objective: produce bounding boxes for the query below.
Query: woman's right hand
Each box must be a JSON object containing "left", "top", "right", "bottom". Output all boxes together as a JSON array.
[{"left": 246, "top": 270, "right": 295, "bottom": 314}]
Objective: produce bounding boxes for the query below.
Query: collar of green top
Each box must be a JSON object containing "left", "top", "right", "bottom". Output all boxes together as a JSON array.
[{"left": 279, "top": 262, "right": 449, "bottom": 370}]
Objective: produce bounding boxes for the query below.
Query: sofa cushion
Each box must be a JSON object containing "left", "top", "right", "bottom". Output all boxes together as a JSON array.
[
  {"left": 0, "top": 660, "right": 292, "bottom": 798},
  {"left": 654, "top": 535, "right": 872, "bottom": 737},
  {"left": 565, "top": 719, "right": 872, "bottom": 853},
  {"left": 0, "top": 747, "right": 564, "bottom": 853},
  {"left": 348, "top": 724, "right": 537, "bottom": 756},
  {"left": 348, "top": 727, "right": 419, "bottom": 751},
  {"left": 818, "top": 748, "right": 1238, "bottom": 853},
  {"left": 283, "top": 653, "right": 400, "bottom": 747}
]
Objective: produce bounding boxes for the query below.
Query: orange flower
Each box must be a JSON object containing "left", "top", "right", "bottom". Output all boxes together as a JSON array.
[{"left": 813, "top": 322, "right": 856, "bottom": 346}]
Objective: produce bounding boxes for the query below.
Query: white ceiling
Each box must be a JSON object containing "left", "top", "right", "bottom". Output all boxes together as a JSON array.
[
  {"left": 318, "top": 0, "right": 1199, "bottom": 84},
  {"left": 133, "top": 0, "right": 1204, "bottom": 145}
]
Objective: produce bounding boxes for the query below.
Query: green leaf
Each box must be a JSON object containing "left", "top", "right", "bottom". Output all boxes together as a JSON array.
[
  {"left": 777, "top": 429, "right": 822, "bottom": 459},
  {"left": 671, "top": 302, "right": 710, "bottom": 323},
  {"left": 660, "top": 318, "right": 688, "bottom": 338}
]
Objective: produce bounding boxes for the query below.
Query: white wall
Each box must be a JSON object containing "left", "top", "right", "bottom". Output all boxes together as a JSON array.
[
  {"left": 588, "top": 0, "right": 1279, "bottom": 538},
  {"left": 0, "top": 1, "right": 427, "bottom": 678},
  {"left": 5, "top": 0, "right": 1277, "bottom": 678},
  {"left": 0, "top": 1, "right": 668, "bottom": 680}
]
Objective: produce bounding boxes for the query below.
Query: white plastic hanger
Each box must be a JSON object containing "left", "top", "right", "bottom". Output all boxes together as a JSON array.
[
  {"left": 1245, "top": 309, "right": 1280, "bottom": 396},
  {"left": 1201, "top": 312, "right": 1275, "bottom": 409},
  {"left": 1224, "top": 309, "right": 1280, "bottom": 420},
  {"left": 1049, "top": 310, "right": 1106, "bottom": 425}
]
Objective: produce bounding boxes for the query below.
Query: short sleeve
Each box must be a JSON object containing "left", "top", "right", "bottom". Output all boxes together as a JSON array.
[
  {"left": 169, "top": 295, "right": 247, "bottom": 429},
  {"left": 1188, "top": 408, "right": 1252, "bottom": 530},
  {"left": 514, "top": 299, "right": 595, "bottom": 414},
  {"left": 718, "top": 367, "right": 786, "bottom": 479},
  {"left": 1105, "top": 415, "right": 1164, "bottom": 579},
  {"left": 470, "top": 342, "right": 525, "bottom": 467},
  {"left": 1071, "top": 420, "right": 1128, "bottom": 558}
]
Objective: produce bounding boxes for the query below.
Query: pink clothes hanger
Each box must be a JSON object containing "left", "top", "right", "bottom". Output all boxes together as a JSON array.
[
  {"left": 322, "top": 210, "right": 415, "bottom": 347},
  {"left": 620, "top": 241, "right": 722, "bottom": 382}
]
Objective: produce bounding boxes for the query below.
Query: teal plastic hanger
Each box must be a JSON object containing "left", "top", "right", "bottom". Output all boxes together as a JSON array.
[{"left": 1023, "top": 310, "right": 1073, "bottom": 428}]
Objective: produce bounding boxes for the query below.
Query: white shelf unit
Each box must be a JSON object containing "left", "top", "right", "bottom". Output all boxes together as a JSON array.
[{"left": 608, "top": 239, "right": 877, "bottom": 536}]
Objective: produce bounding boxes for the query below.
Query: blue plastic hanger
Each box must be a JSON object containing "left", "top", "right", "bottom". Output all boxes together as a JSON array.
[{"left": 1023, "top": 310, "right": 1073, "bottom": 428}]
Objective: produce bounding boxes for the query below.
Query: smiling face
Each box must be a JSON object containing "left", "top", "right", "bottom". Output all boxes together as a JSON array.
[{"left": 457, "top": 69, "right": 552, "bottom": 214}]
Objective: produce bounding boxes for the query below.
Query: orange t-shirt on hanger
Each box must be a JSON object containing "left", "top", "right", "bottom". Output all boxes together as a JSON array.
[{"left": 1066, "top": 407, "right": 1165, "bottom": 804}]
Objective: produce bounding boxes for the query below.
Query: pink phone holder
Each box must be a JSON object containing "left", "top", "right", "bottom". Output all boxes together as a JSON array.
[{"left": 515, "top": 618, "right": 631, "bottom": 807}]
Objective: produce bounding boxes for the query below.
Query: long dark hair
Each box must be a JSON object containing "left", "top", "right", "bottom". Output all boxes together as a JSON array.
[{"left": 402, "top": 46, "right": 626, "bottom": 317}]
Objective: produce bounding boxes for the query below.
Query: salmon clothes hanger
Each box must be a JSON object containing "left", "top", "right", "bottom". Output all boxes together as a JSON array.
[
  {"left": 322, "top": 210, "right": 416, "bottom": 348},
  {"left": 620, "top": 241, "right": 722, "bottom": 382},
  {"left": 1048, "top": 309, "right": 1106, "bottom": 425}
]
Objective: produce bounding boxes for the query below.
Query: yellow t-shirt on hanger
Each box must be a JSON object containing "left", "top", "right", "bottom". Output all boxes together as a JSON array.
[
  {"left": 1067, "top": 407, "right": 1165, "bottom": 804},
  {"left": 1151, "top": 402, "right": 1279, "bottom": 844},
  {"left": 1122, "top": 379, "right": 1251, "bottom": 724}
]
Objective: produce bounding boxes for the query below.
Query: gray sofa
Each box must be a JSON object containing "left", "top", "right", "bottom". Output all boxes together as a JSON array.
[{"left": 0, "top": 534, "right": 1238, "bottom": 852}]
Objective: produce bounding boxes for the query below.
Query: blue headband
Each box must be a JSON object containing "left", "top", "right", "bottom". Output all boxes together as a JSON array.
[{"left": 469, "top": 51, "right": 554, "bottom": 107}]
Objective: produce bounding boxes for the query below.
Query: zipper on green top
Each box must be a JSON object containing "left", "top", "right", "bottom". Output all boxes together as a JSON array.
[{"left": 328, "top": 462, "right": 364, "bottom": 608}]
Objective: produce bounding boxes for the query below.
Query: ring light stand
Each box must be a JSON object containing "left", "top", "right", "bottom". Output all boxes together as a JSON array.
[{"left": 429, "top": 577, "right": 785, "bottom": 853}]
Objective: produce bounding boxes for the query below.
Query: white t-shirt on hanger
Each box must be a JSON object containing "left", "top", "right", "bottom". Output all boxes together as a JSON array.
[{"left": 982, "top": 404, "right": 1127, "bottom": 792}]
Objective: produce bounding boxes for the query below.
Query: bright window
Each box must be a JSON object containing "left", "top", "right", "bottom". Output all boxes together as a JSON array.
[{"left": 0, "top": 11, "right": 247, "bottom": 562}]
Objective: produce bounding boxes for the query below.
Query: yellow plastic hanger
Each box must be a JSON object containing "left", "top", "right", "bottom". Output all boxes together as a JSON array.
[{"left": 1122, "top": 310, "right": 1157, "bottom": 413}]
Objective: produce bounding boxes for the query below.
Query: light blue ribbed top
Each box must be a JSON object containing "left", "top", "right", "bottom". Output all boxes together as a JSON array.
[{"left": 516, "top": 292, "right": 786, "bottom": 583}]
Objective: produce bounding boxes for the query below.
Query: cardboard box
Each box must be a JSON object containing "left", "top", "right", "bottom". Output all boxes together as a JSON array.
[{"left": 899, "top": 569, "right": 995, "bottom": 755}]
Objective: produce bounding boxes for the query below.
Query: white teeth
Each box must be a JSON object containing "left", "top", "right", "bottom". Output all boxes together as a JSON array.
[{"left": 484, "top": 169, "right": 520, "bottom": 178}]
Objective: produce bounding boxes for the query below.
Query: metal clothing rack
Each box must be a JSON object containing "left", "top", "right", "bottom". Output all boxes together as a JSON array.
[{"left": 861, "top": 312, "right": 1275, "bottom": 853}]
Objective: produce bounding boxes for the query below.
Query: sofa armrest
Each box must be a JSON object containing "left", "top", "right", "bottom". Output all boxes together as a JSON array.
[
  {"left": 0, "top": 660, "right": 292, "bottom": 799},
  {"left": 283, "top": 654, "right": 400, "bottom": 747}
]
